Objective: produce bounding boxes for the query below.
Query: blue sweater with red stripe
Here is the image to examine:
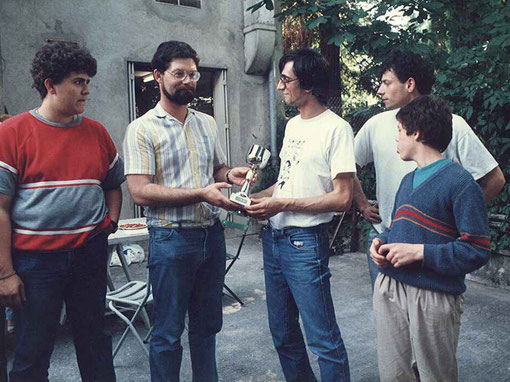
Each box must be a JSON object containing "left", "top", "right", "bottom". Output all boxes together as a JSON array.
[{"left": 378, "top": 162, "right": 491, "bottom": 295}]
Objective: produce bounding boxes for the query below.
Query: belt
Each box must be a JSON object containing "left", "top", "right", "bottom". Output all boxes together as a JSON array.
[
  {"left": 163, "top": 219, "right": 217, "bottom": 229},
  {"left": 266, "top": 221, "right": 329, "bottom": 237}
]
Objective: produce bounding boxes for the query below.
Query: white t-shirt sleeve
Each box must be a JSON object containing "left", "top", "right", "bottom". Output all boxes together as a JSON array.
[
  {"left": 354, "top": 121, "right": 373, "bottom": 167},
  {"left": 446, "top": 115, "right": 498, "bottom": 180},
  {"left": 329, "top": 122, "right": 356, "bottom": 178}
]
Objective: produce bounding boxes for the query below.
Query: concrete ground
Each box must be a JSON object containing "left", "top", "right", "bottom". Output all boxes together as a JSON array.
[{"left": 12, "top": 230, "right": 510, "bottom": 382}]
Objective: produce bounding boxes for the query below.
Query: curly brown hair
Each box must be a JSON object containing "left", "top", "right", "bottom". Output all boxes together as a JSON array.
[
  {"left": 31, "top": 41, "right": 97, "bottom": 99},
  {"left": 0, "top": 114, "right": 12, "bottom": 122}
]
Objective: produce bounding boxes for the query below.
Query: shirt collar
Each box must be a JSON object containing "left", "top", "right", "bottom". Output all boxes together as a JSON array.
[{"left": 154, "top": 102, "right": 196, "bottom": 123}]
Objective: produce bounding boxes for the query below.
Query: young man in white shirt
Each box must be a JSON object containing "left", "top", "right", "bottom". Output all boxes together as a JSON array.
[
  {"left": 246, "top": 48, "right": 354, "bottom": 382},
  {"left": 353, "top": 49, "right": 505, "bottom": 288}
]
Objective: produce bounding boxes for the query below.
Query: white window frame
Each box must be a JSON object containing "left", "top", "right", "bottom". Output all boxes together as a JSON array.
[{"left": 154, "top": 0, "right": 201, "bottom": 8}]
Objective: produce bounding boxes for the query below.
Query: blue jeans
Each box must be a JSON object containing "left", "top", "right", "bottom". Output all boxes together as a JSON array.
[
  {"left": 10, "top": 232, "right": 115, "bottom": 382},
  {"left": 148, "top": 220, "right": 226, "bottom": 382},
  {"left": 366, "top": 226, "right": 380, "bottom": 291},
  {"left": 262, "top": 224, "right": 350, "bottom": 382}
]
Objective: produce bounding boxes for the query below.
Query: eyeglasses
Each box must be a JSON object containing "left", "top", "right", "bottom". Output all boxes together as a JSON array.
[
  {"left": 167, "top": 70, "right": 201, "bottom": 82},
  {"left": 279, "top": 76, "right": 299, "bottom": 85}
]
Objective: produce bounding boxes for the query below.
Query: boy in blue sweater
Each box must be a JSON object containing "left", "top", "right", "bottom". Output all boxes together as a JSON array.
[{"left": 370, "top": 96, "right": 491, "bottom": 382}]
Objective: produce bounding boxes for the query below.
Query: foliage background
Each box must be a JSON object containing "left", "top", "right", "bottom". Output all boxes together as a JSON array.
[{"left": 251, "top": 0, "right": 510, "bottom": 252}]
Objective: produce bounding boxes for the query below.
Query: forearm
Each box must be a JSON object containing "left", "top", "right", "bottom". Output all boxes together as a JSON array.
[
  {"left": 277, "top": 188, "right": 352, "bottom": 214},
  {"left": 0, "top": 209, "right": 14, "bottom": 277},
  {"left": 423, "top": 242, "right": 490, "bottom": 276},
  {"left": 353, "top": 176, "right": 370, "bottom": 211},
  {"left": 104, "top": 187, "right": 122, "bottom": 222},
  {"left": 251, "top": 184, "right": 276, "bottom": 199},
  {"left": 479, "top": 166, "right": 505, "bottom": 204},
  {"left": 130, "top": 182, "right": 204, "bottom": 207}
]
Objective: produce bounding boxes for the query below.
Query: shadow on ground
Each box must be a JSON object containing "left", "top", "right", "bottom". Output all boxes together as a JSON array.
[{"left": 14, "top": 231, "right": 510, "bottom": 382}]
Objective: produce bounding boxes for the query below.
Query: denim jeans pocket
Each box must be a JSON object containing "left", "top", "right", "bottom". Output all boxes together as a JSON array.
[
  {"left": 149, "top": 228, "right": 203, "bottom": 266},
  {"left": 150, "top": 228, "right": 176, "bottom": 242},
  {"left": 13, "top": 253, "right": 41, "bottom": 275},
  {"left": 287, "top": 232, "right": 318, "bottom": 252}
]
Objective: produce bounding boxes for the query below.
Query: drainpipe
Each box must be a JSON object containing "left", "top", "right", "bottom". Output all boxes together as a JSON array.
[{"left": 268, "top": 60, "right": 277, "bottom": 167}]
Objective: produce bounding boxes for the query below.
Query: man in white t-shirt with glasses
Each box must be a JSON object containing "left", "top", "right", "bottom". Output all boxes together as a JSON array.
[{"left": 246, "top": 48, "right": 354, "bottom": 382}]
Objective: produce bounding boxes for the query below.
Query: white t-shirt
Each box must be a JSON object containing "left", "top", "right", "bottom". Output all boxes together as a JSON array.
[
  {"left": 270, "top": 109, "right": 356, "bottom": 229},
  {"left": 355, "top": 109, "right": 499, "bottom": 233}
]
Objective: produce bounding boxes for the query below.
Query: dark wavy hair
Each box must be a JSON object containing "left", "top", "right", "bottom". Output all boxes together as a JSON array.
[
  {"left": 396, "top": 95, "right": 452, "bottom": 152},
  {"left": 279, "top": 48, "right": 331, "bottom": 105},
  {"left": 380, "top": 50, "right": 436, "bottom": 95},
  {"left": 151, "top": 41, "right": 200, "bottom": 73},
  {"left": 31, "top": 41, "right": 97, "bottom": 99}
]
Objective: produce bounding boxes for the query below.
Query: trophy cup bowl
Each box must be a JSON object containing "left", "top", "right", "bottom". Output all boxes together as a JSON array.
[{"left": 230, "top": 145, "right": 271, "bottom": 207}]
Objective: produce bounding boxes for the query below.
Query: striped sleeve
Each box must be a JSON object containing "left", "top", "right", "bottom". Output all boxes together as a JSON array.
[
  {"left": 423, "top": 179, "right": 490, "bottom": 276},
  {"left": 0, "top": 125, "right": 18, "bottom": 195},
  {"left": 206, "top": 115, "right": 226, "bottom": 168},
  {"left": 123, "top": 120, "right": 156, "bottom": 176},
  {"left": 101, "top": 127, "right": 125, "bottom": 190},
  {"left": 103, "top": 153, "right": 125, "bottom": 190}
]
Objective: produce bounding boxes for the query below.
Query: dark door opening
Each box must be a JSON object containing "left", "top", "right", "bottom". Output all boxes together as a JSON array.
[{"left": 133, "top": 62, "right": 215, "bottom": 118}]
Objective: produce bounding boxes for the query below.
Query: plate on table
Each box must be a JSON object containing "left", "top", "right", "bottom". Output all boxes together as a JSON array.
[{"left": 119, "top": 223, "right": 147, "bottom": 230}]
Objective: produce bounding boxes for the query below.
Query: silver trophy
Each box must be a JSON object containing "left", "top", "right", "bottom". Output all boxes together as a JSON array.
[{"left": 230, "top": 144, "right": 271, "bottom": 206}]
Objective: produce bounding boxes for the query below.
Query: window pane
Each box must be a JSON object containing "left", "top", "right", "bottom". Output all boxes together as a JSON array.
[{"left": 180, "top": 0, "right": 201, "bottom": 8}]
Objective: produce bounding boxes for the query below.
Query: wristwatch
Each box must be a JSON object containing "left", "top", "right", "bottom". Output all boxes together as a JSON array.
[{"left": 110, "top": 220, "right": 119, "bottom": 234}]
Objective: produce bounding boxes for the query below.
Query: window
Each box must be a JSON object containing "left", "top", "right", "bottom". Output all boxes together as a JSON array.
[
  {"left": 155, "top": 0, "right": 201, "bottom": 8},
  {"left": 130, "top": 62, "right": 215, "bottom": 119},
  {"left": 44, "top": 38, "right": 79, "bottom": 45}
]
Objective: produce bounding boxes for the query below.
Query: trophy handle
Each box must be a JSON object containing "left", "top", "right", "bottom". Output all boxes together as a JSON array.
[{"left": 239, "top": 167, "right": 255, "bottom": 195}]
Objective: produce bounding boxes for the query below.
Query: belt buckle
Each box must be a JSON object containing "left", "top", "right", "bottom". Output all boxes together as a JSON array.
[{"left": 200, "top": 219, "right": 214, "bottom": 229}]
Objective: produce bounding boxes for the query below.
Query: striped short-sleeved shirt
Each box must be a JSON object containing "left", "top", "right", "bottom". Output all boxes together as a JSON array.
[{"left": 123, "top": 103, "right": 226, "bottom": 227}]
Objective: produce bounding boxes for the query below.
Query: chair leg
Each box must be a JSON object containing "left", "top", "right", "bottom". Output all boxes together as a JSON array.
[
  {"left": 329, "top": 212, "right": 346, "bottom": 250},
  {"left": 140, "top": 307, "right": 151, "bottom": 329},
  {"left": 143, "top": 325, "right": 153, "bottom": 343},
  {"left": 223, "top": 284, "right": 244, "bottom": 305},
  {"left": 109, "top": 302, "right": 150, "bottom": 358}
]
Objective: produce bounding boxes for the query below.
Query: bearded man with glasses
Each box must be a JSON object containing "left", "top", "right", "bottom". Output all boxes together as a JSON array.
[{"left": 123, "top": 41, "right": 250, "bottom": 382}]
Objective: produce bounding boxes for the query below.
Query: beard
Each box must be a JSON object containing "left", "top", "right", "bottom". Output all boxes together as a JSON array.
[{"left": 162, "top": 84, "right": 196, "bottom": 105}]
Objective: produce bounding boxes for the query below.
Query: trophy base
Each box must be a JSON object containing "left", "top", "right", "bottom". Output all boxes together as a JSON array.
[{"left": 230, "top": 192, "right": 251, "bottom": 207}]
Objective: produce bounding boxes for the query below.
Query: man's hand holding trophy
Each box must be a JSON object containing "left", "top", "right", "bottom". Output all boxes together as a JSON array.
[{"left": 230, "top": 145, "right": 271, "bottom": 207}]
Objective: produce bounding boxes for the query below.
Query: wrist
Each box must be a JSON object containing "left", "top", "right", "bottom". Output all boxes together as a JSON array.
[
  {"left": 0, "top": 270, "right": 16, "bottom": 281},
  {"left": 279, "top": 198, "right": 292, "bottom": 212},
  {"left": 416, "top": 244, "right": 425, "bottom": 261},
  {"left": 110, "top": 220, "right": 118, "bottom": 233},
  {"left": 359, "top": 202, "right": 371, "bottom": 213},
  {"left": 225, "top": 169, "right": 233, "bottom": 185},
  {"left": 197, "top": 187, "right": 207, "bottom": 202}
]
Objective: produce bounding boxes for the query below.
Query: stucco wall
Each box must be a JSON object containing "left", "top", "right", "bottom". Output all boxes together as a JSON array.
[
  {"left": 0, "top": 27, "right": 4, "bottom": 111},
  {"left": 0, "top": 0, "right": 273, "bottom": 217}
]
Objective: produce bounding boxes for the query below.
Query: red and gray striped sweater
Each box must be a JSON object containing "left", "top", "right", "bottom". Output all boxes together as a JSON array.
[{"left": 0, "top": 111, "right": 125, "bottom": 251}]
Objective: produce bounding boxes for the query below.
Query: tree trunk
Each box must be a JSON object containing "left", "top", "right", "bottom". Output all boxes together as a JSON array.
[{"left": 319, "top": 25, "right": 342, "bottom": 114}]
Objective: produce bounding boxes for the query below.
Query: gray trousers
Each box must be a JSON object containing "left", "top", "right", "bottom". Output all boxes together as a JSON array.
[{"left": 373, "top": 273, "right": 464, "bottom": 382}]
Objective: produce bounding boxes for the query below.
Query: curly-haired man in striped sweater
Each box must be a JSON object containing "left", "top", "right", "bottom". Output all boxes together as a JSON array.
[{"left": 370, "top": 95, "right": 490, "bottom": 382}]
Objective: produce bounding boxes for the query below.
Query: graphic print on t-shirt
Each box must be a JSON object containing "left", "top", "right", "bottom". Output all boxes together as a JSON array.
[{"left": 277, "top": 138, "right": 305, "bottom": 189}]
